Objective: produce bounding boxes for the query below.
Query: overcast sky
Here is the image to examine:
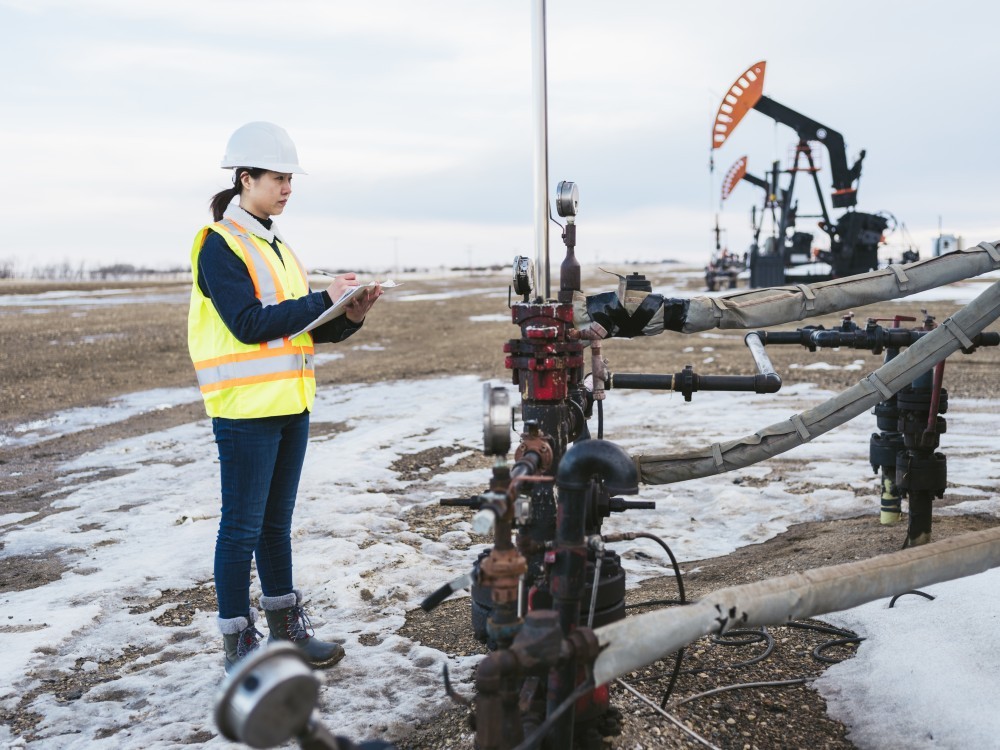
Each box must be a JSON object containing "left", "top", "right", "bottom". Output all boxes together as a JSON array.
[{"left": 3, "top": 0, "right": 999, "bottom": 275}]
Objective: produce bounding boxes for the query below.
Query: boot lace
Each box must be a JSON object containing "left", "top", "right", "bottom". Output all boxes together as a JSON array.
[
  {"left": 285, "top": 606, "right": 315, "bottom": 642},
  {"left": 237, "top": 624, "right": 264, "bottom": 658}
]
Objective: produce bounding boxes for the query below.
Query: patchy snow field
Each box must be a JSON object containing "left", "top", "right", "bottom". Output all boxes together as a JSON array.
[{"left": 2, "top": 372, "right": 999, "bottom": 748}]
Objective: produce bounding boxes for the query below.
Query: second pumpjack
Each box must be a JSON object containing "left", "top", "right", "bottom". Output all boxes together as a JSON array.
[{"left": 712, "top": 61, "right": 896, "bottom": 287}]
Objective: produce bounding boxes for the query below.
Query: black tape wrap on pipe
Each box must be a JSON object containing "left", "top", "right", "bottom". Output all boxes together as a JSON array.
[{"left": 585, "top": 292, "right": 689, "bottom": 337}]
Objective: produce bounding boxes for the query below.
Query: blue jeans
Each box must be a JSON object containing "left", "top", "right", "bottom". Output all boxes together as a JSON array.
[{"left": 212, "top": 410, "right": 310, "bottom": 619}]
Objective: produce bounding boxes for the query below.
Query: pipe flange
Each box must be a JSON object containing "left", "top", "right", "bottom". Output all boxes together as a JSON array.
[
  {"left": 480, "top": 548, "right": 528, "bottom": 581},
  {"left": 516, "top": 436, "right": 554, "bottom": 472}
]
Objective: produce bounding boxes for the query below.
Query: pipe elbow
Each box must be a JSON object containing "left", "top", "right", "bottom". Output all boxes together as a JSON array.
[
  {"left": 755, "top": 373, "right": 782, "bottom": 393},
  {"left": 556, "top": 439, "right": 639, "bottom": 495}
]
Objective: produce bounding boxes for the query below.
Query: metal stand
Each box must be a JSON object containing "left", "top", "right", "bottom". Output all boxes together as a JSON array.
[
  {"left": 756, "top": 314, "right": 998, "bottom": 547},
  {"left": 895, "top": 364, "right": 948, "bottom": 547}
]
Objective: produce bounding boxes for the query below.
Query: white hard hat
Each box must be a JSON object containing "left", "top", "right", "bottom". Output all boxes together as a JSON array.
[{"left": 221, "top": 121, "right": 307, "bottom": 174}]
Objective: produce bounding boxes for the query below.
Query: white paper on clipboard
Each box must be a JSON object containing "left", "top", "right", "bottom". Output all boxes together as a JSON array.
[{"left": 292, "top": 280, "right": 399, "bottom": 337}]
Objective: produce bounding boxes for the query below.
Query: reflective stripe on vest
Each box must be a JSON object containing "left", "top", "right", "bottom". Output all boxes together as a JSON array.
[
  {"left": 217, "top": 218, "right": 286, "bottom": 306},
  {"left": 216, "top": 218, "right": 314, "bottom": 351},
  {"left": 194, "top": 349, "right": 315, "bottom": 393}
]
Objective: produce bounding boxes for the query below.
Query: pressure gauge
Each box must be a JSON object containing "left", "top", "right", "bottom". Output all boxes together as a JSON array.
[
  {"left": 512, "top": 255, "right": 533, "bottom": 296},
  {"left": 483, "top": 382, "right": 512, "bottom": 456},
  {"left": 215, "top": 644, "right": 318, "bottom": 747},
  {"left": 556, "top": 180, "right": 579, "bottom": 218}
]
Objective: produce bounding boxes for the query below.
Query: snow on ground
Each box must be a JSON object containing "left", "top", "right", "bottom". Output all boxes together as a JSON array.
[
  {"left": 2, "top": 270, "right": 999, "bottom": 748},
  {"left": 0, "top": 389, "right": 201, "bottom": 449},
  {"left": 1, "top": 373, "right": 999, "bottom": 749},
  {"left": 0, "top": 288, "right": 188, "bottom": 312},
  {"left": 818, "top": 567, "right": 1000, "bottom": 750}
]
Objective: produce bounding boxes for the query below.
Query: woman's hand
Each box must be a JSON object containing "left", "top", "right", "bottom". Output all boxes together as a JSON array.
[
  {"left": 326, "top": 273, "right": 359, "bottom": 303},
  {"left": 345, "top": 282, "right": 382, "bottom": 323}
]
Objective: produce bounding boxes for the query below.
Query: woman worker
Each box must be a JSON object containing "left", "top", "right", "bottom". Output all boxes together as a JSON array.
[{"left": 188, "top": 121, "right": 381, "bottom": 673}]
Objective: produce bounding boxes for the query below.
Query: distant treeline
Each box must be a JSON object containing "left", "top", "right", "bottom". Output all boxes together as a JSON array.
[
  {"left": 0, "top": 258, "right": 681, "bottom": 282},
  {"left": 0, "top": 261, "right": 510, "bottom": 281},
  {"left": 0, "top": 260, "right": 191, "bottom": 281}
]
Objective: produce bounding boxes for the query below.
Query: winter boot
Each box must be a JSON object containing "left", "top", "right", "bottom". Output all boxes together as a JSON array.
[
  {"left": 219, "top": 610, "right": 263, "bottom": 674},
  {"left": 260, "top": 589, "right": 345, "bottom": 668}
]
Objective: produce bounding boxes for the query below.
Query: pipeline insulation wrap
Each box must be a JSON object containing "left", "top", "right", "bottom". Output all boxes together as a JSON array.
[
  {"left": 592, "top": 525, "right": 1000, "bottom": 688},
  {"left": 682, "top": 244, "right": 1000, "bottom": 333},
  {"left": 634, "top": 277, "right": 1000, "bottom": 485}
]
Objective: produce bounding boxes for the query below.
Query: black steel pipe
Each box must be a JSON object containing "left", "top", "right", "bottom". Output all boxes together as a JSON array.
[
  {"left": 759, "top": 328, "right": 1000, "bottom": 351},
  {"left": 546, "top": 439, "right": 639, "bottom": 748},
  {"left": 608, "top": 372, "right": 780, "bottom": 395},
  {"left": 605, "top": 334, "right": 781, "bottom": 400},
  {"left": 753, "top": 329, "right": 817, "bottom": 346},
  {"left": 691, "top": 373, "right": 782, "bottom": 393},
  {"left": 510, "top": 450, "right": 542, "bottom": 484},
  {"left": 607, "top": 373, "right": 674, "bottom": 390}
]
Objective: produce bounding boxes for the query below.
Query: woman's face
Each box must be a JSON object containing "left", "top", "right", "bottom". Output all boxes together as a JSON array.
[{"left": 240, "top": 170, "right": 293, "bottom": 218}]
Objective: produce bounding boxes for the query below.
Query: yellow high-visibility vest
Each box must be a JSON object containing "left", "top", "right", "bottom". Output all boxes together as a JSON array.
[{"left": 188, "top": 216, "right": 316, "bottom": 419}]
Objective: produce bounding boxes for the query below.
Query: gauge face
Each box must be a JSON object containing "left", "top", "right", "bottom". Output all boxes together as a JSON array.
[
  {"left": 215, "top": 644, "right": 317, "bottom": 745},
  {"left": 556, "top": 180, "right": 579, "bottom": 217},
  {"left": 512, "top": 255, "right": 533, "bottom": 296},
  {"left": 483, "top": 382, "right": 512, "bottom": 456}
]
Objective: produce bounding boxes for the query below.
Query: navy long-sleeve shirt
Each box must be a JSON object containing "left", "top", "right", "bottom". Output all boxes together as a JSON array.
[{"left": 196, "top": 223, "right": 361, "bottom": 345}]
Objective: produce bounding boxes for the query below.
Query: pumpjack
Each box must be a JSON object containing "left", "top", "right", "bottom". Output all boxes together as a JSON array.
[{"left": 713, "top": 61, "right": 898, "bottom": 287}]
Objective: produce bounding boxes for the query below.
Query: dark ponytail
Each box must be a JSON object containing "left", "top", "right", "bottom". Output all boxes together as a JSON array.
[{"left": 209, "top": 167, "right": 267, "bottom": 221}]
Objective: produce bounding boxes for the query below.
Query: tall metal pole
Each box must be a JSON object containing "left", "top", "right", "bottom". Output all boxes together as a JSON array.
[{"left": 531, "top": 0, "right": 550, "bottom": 300}]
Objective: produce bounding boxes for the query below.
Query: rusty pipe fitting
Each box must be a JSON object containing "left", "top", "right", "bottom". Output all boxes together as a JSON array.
[{"left": 480, "top": 547, "right": 528, "bottom": 605}]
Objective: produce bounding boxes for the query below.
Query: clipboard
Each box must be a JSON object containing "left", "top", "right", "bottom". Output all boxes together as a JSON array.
[{"left": 291, "top": 279, "right": 399, "bottom": 337}]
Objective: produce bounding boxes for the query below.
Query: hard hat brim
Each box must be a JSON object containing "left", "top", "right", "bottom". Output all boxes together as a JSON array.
[{"left": 220, "top": 161, "right": 307, "bottom": 175}]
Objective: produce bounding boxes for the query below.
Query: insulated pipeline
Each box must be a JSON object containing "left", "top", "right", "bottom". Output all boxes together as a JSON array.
[
  {"left": 682, "top": 243, "right": 1000, "bottom": 332},
  {"left": 575, "top": 244, "right": 1000, "bottom": 337},
  {"left": 633, "top": 277, "right": 1000, "bottom": 485},
  {"left": 592, "top": 525, "right": 1000, "bottom": 688}
]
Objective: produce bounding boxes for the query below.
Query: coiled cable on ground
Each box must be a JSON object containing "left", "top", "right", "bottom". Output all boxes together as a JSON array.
[
  {"left": 605, "top": 530, "right": 864, "bottom": 710},
  {"left": 786, "top": 620, "right": 865, "bottom": 664},
  {"left": 889, "top": 589, "right": 935, "bottom": 607}
]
